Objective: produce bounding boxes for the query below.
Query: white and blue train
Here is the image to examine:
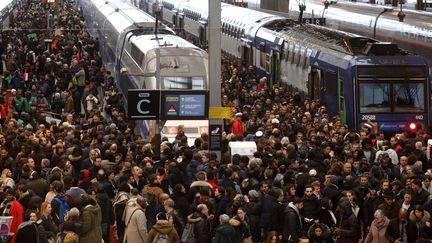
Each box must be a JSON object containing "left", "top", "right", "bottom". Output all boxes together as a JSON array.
[
  {"left": 0, "top": 0, "right": 17, "bottom": 30},
  {"left": 132, "top": 0, "right": 430, "bottom": 133},
  {"left": 77, "top": 0, "right": 209, "bottom": 136}
]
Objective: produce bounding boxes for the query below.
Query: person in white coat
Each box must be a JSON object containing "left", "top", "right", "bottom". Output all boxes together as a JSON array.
[{"left": 123, "top": 197, "right": 148, "bottom": 243}]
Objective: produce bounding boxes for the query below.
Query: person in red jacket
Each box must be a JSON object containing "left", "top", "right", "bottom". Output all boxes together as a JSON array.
[
  {"left": 231, "top": 112, "right": 245, "bottom": 135},
  {"left": 0, "top": 188, "right": 24, "bottom": 243}
]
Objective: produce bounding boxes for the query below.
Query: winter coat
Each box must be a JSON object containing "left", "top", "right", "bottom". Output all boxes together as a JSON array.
[
  {"left": 336, "top": 200, "right": 360, "bottom": 243},
  {"left": 302, "top": 195, "right": 319, "bottom": 219},
  {"left": 79, "top": 203, "right": 103, "bottom": 243},
  {"left": 385, "top": 218, "right": 417, "bottom": 243},
  {"left": 6, "top": 199, "right": 24, "bottom": 243},
  {"left": 229, "top": 216, "right": 251, "bottom": 242},
  {"left": 147, "top": 220, "right": 180, "bottom": 243},
  {"left": 213, "top": 222, "right": 236, "bottom": 243},
  {"left": 15, "top": 221, "right": 38, "bottom": 243},
  {"left": 378, "top": 202, "right": 400, "bottom": 220},
  {"left": 187, "top": 212, "right": 211, "bottom": 243},
  {"left": 307, "top": 223, "right": 333, "bottom": 243},
  {"left": 244, "top": 199, "right": 262, "bottom": 240},
  {"left": 283, "top": 202, "right": 304, "bottom": 242},
  {"left": 364, "top": 216, "right": 390, "bottom": 243},
  {"left": 187, "top": 180, "right": 213, "bottom": 203},
  {"left": 123, "top": 200, "right": 147, "bottom": 243},
  {"left": 409, "top": 210, "right": 432, "bottom": 240}
]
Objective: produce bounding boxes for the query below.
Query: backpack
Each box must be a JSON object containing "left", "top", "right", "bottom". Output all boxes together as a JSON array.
[
  {"left": 52, "top": 196, "right": 70, "bottom": 224},
  {"left": 181, "top": 223, "right": 195, "bottom": 243},
  {"left": 71, "top": 75, "right": 77, "bottom": 86},
  {"left": 153, "top": 232, "right": 169, "bottom": 243}
]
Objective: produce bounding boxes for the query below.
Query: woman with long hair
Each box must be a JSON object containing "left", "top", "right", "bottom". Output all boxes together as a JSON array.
[
  {"left": 0, "top": 168, "right": 15, "bottom": 189},
  {"left": 40, "top": 202, "right": 57, "bottom": 241},
  {"left": 265, "top": 231, "right": 281, "bottom": 243}
]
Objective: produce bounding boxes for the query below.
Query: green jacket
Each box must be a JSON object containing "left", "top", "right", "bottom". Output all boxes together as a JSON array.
[{"left": 80, "top": 203, "right": 103, "bottom": 243}]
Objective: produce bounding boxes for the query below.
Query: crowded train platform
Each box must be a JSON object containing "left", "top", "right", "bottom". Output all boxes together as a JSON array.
[{"left": 0, "top": 0, "right": 431, "bottom": 243}]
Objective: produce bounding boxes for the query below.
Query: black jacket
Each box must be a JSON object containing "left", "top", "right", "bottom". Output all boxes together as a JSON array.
[
  {"left": 317, "top": 207, "right": 337, "bottom": 229},
  {"left": 188, "top": 211, "right": 211, "bottom": 243},
  {"left": 213, "top": 222, "right": 236, "bottom": 243},
  {"left": 302, "top": 195, "right": 319, "bottom": 219},
  {"left": 412, "top": 189, "right": 430, "bottom": 206},
  {"left": 283, "top": 202, "right": 304, "bottom": 242},
  {"left": 385, "top": 218, "right": 417, "bottom": 243},
  {"left": 336, "top": 200, "right": 360, "bottom": 243}
]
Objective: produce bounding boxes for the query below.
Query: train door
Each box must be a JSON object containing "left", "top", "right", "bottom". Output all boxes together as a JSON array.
[
  {"left": 324, "top": 70, "right": 339, "bottom": 116},
  {"left": 242, "top": 46, "right": 252, "bottom": 66},
  {"left": 309, "top": 67, "right": 321, "bottom": 100},
  {"left": 270, "top": 50, "right": 280, "bottom": 86},
  {"left": 199, "top": 24, "right": 207, "bottom": 46},
  {"left": 179, "top": 15, "right": 184, "bottom": 31}
]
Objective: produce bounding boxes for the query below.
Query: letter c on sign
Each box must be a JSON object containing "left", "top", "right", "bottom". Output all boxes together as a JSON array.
[{"left": 137, "top": 99, "right": 150, "bottom": 114}]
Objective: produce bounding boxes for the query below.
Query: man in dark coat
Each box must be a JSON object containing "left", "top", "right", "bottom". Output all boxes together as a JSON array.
[
  {"left": 411, "top": 179, "right": 430, "bottom": 206},
  {"left": 213, "top": 214, "right": 236, "bottom": 243},
  {"left": 334, "top": 199, "right": 360, "bottom": 243},
  {"left": 378, "top": 190, "right": 401, "bottom": 220},
  {"left": 260, "top": 188, "right": 285, "bottom": 235},
  {"left": 385, "top": 208, "right": 417, "bottom": 243},
  {"left": 283, "top": 197, "right": 304, "bottom": 243},
  {"left": 301, "top": 185, "right": 319, "bottom": 220}
]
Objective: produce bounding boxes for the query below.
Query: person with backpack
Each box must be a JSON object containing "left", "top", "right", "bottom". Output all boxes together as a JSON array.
[
  {"left": 147, "top": 212, "right": 179, "bottom": 243},
  {"left": 50, "top": 182, "right": 69, "bottom": 226}
]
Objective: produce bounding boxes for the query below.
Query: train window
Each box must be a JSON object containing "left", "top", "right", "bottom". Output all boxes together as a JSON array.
[
  {"left": 130, "top": 44, "right": 144, "bottom": 66},
  {"left": 358, "top": 83, "right": 391, "bottom": 113},
  {"left": 393, "top": 83, "right": 425, "bottom": 112},
  {"left": 163, "top": 77, "right": 205, "bottom": 90}
]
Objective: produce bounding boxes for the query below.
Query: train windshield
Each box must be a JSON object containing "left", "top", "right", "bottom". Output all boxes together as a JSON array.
[
  {"left": 163, "top": 77, "right": 205, "bottom": 90},
  {"left": 359, "top": 82, "right": 425, "bottom": 113}
]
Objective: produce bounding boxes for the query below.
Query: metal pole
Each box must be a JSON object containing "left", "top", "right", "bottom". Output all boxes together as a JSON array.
[
  {"left": 155, "top": 47, "right": 162, "bottom": 159},
  {"left": 209, "top": 0, "right": 222, "bottom": 160},
  {"left": 373, "top": 9, "right": 387, "bottom": 39}
]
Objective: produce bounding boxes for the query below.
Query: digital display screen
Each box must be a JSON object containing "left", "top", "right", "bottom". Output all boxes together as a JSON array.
[{"left": 161, "top": 91, "right": 209, "bottom": 120}]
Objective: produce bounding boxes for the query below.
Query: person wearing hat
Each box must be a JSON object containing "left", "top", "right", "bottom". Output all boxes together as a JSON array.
[
  {"left": 378, "top": 189, "right": 401, "bottom": 220},
  {"left": 231, "top": 112, "right": 245, "bottom": 135}
]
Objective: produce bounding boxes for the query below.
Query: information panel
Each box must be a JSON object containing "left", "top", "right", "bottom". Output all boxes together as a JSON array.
[{"left": 161, "top": 90, "right": 209, "bottom": 120}]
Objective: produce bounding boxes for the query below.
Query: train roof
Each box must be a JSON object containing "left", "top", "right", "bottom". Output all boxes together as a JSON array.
[
  {"left": 178, "top": 0, "right": 209, "bottom": 19},
  {"left": 130, "top": 34, "right": 205, "bottom": 54},
  {"left": 221, "top": 3, "right": 283, "bottom": 28},
  {"left": 268, "top": 19, "right": 406, "bottom": 56},
  {"left": 0, "top": 0, "right": 13, "bottom": 12},
  {"left": 93, "top": 0, "right": 156, "bottom": 30}
]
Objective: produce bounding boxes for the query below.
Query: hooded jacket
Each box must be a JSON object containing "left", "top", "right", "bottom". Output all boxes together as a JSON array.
[
  {"left": 187, "top": 212, "right": 210, "bottom": 243},
  {"left": 307, "top": 223, "right": 332, "bottom": 243},
  {"left": 79, "top": 203, "right": 102, "bottom": 242},
  {"left": 123, "top": 199, "right": 147, "bottom": 243},
  {"left": 147, "top": 220, "right": 180, "bottom": 243},
  {"left": 283, "top": 202, "right": 303, "bottom": 242}
]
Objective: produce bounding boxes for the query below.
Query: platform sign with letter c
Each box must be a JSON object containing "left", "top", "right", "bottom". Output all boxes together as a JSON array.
[{"left": 128, "top": 90, "right": 160, "bottom": 120}]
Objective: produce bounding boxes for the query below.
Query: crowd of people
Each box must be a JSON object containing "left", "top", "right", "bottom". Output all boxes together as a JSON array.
[{"left": 0, "top": 1, "right": 432, "bottom": 243}]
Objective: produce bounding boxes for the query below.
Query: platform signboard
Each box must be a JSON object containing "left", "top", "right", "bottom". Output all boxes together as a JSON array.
[{"left": 128, "top": 90, "right": 160, "bottom": 120}]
